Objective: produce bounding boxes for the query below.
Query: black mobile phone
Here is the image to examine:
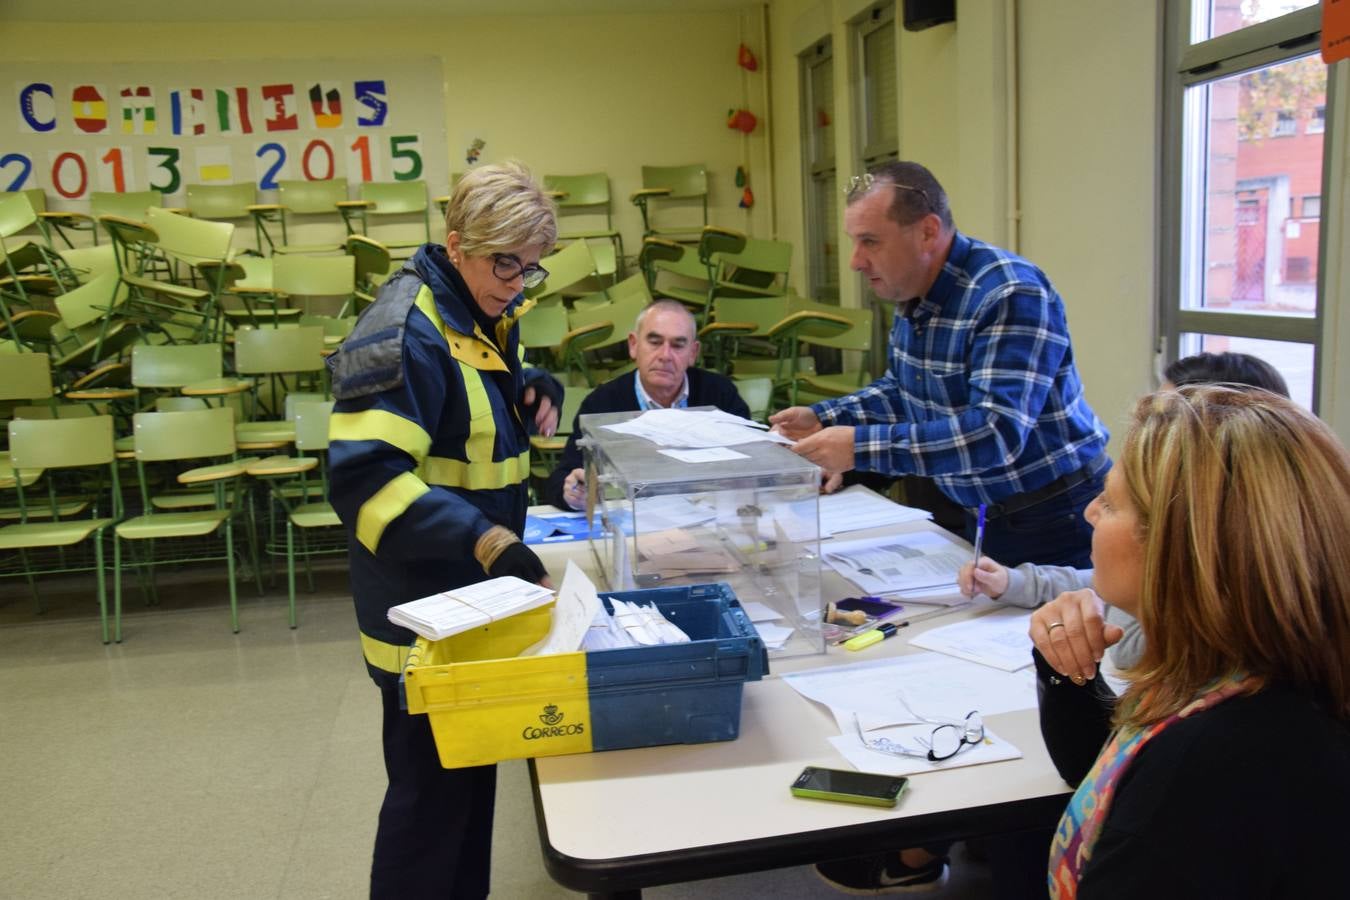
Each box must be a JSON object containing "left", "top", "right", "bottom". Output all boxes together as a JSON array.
[{"left": 790, "top": 766, "right": 909, "bottom": 808}]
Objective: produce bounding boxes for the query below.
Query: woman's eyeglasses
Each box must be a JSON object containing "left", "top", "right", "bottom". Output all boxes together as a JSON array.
[
  {"left": 491, "top": 253, "right": 549, "bottom": 289},
  {"left": 844, "top": 173, "right": 933, "bottom": 212},
  {"left": 852, "top": 696, "right": 986, "bottom": 763}
]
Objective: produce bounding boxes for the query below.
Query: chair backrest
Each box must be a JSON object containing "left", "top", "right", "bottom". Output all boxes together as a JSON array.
[
  {"left": 346, "top": 235, "right": 391, "bottom": 287},
  {"left": 277, "top": 178, "right": 348, "bottom": 214},
  {"left": 518, "top": 302, "right": 570, "bottom": 351},
  {"left": 11, "top": 403, "right": 103, "bottom": 419},
  {"left": 359, "top": 180, "right": 428, "bottom": 215},
  {"left": 0, "top": 191, "right": 39, "bottom": 241},
  {"left": 185, "top": 182, "right": 256, "bottom": 220},
  {"left": 131, "top": 343, "right": 223, "bottom": 388},
  {"left": 234, "top": 325, "right": 326, "bottom": 375},
  {"left": 154, "top": 396, "right": 213, "bottom": 412},
  {"left": 708, "top": 294, "right": 791, "bottom": 336},
  {"left": 787, "top": 296, "right": 873, "bottom": 352},
  {"left": 719, "top": 238, "right": 792, "bottom": 291},
  {"left": 545, "top": 173, "right": 611, "bottom": 210},
  {"left": 146, "top": 207, "right": 234, "bottom": 265},
  {"left": 0, "top": 352, "right": 54, "bottom": 401},
  {"left": 90, "top": 190, "right": 163, "bottom": 222},
  {"left": 555, "top": 387, "right": 593, "bottom": 435},
  {"left": 293, "top": 400, "right": 336, "bottom": 451},
  {"left": 527, "top": 240, "right": 596, "bottom": 300},
  {"left": 642, "top": 164, "right": 707, "bottom": 199},
  {"left": 733, "top": 376, "right": 773, "bottom": 423},
  {"left": 132, "top": 406, "right": 236, "bottom": 462},
  {"left": 53, "top": 270, "right": 124, "bottom": 330},
  {"left": 59, "top": 244, "right": 120, "bottom": 281},
  {"left": 273, "top": 253, "right": 355, "bottom": 297},
  {"left": 9, "top": 414, "right": 115, "bottom": 469}
]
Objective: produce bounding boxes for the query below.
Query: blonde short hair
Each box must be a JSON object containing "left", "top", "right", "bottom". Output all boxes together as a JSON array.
[
  {"left": 444, "top": 161, "right": 556, "bottom": 256},
  {"left": 1117, "top": 386, "right": 1350, "bottom": 727}
]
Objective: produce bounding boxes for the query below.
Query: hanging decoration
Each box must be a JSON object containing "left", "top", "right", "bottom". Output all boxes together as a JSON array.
[
  {"left": 737, "top": 43, "right": 759, "bottom": 71},
  {"left": 736, "top": 167, "right": 753, "bottom": 209},
  {"left": 727, "top": 108, "right": 757, "bottom": 134}
]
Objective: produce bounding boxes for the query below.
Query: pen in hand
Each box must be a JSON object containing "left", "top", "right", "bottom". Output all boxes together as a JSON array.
[{"left": 970, "top": 503, "right": 987, "bottom": 596}]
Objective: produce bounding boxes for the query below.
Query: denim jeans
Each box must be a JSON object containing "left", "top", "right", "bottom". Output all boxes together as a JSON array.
[{"left": 961, "top": 468, "right": 1107, "bottom": 569}]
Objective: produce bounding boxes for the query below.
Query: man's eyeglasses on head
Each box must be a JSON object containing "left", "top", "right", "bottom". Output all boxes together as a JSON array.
[
  {"left": 492, "top": 253, "right": 549, "bottom": 290},
  {"left": 844, "top": 173, "right": 933, "bottom": 213}
]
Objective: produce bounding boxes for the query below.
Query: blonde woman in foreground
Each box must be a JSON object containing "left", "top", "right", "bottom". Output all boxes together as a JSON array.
[{"left": 1031, "top": 385, "right": 1350, "bottom": 898}]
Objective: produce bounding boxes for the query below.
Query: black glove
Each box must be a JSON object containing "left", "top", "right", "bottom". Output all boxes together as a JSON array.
[
  {"left": 487, "top": 540, "right": 549, "bottom": 584},
  {"left": 521, "top": 370, "right": 564, "bottom": 435}
]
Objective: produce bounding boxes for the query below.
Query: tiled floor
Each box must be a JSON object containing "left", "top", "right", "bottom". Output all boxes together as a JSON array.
[{"left": 1, "top": 563, "right": 997, "bottom": 899}]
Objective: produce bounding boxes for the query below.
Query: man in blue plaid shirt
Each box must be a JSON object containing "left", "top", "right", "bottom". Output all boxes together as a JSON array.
[
  {"left": 780, "top": 161, "right": 1111, "bottom": 897},
  {"left": 772, "top": 161, "right": 1109, "bottom": 573}
]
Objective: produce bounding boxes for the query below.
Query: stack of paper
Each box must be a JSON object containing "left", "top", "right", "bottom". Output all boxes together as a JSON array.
[
  {"left": 822, "top": 531, "right": 966, "bottom": 601},
  {"left": 388, "top": 576, "right": 555, "bottom": 641},
  {"left": 601, "top": 407, "right": 793, "bottom": 448},
  {"left": 907, "top": 607, "right": 1035, "bottom": 671},
  {"left": 818, "top": 485, "right": 932, "bottom": 538}
]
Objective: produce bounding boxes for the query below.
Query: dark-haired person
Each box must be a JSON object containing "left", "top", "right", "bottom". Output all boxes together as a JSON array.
[
  {"left": 1032, "top": 386, "right": 1350, "bottom": 898},
  {"left": 327, "top": 162, "right": 562, "bottom": 899},
  {"left": 1162, "top": 349, "right": 1288, "bottom": 395}
]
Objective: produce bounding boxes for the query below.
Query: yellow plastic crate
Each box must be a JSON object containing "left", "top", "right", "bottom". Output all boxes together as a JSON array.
[{"left": 403, "top": 584, "right": 768, "bottom": 768}]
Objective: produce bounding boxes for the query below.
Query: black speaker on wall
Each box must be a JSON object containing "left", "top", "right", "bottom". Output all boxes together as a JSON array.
[{"left": 903, "top": 0, "right": 956, "bottom": 31}]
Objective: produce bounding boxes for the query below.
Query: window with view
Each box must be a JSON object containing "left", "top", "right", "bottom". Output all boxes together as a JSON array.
[{"left": 1164, "top": 0, "right": 1326, "bottom": 410}]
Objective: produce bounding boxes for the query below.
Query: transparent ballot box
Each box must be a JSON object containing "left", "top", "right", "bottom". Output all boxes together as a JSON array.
[{"left": 579, "top": 408, "right": 823, "bottom": 657}]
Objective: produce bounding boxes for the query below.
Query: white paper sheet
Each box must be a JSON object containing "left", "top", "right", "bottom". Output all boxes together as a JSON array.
[
  {"left": 828, "top": 724, "right": 1022, "bottom": 776},
  {"left": 738, "top": 600, "right": 783, "bottom": 622},
  {"left": 907, "top": 607, "right": 1036, "bottom": 671},
  {"left": 823, "top": 531, "right": 969, "bottom": 595},
  {"left": 658, "top": 447, "right": 750, "bottom": 463},
  {"left": 818, "top": 485, "right": 932, "bottom": 537},
  {"left": 522, "top": 560, "right": 601, "bottom": 656},
  {"left": 602, "top": 407, "right": 794, "bottom": 448},
  {"left": 781, "top": 651, "right": 1038, "bottom": 725}
]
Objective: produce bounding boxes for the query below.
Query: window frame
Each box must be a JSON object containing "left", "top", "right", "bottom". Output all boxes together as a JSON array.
[
  {"left": 1158, "top": 2, "right": 1329, "bottom": 410},
  {"left": 800, "top": 36, "right": 839, "bottom": 303},
  {"left": 853, "top": 2, "right": 899, "bottom": 170}
]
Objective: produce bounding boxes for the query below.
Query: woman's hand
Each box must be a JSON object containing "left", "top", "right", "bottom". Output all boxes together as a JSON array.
[
  {"left": 1029, "top": 589, "right": 1125, "bottom": 684},
  {"left": 522, "top": 385, "right": 558, "bottom": 437},
  {"left": 958, "top": 556, "right": 1010, "bottom": 598}
]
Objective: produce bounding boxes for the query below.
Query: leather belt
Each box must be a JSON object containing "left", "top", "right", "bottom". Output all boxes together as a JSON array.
[{"left": 974, "top": 452, "right": 1108, "bottom": 521}]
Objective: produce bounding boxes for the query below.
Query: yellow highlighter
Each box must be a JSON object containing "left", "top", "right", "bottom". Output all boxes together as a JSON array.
[{"left": 843, "top": 621, "right": 905, "bottom": 651}]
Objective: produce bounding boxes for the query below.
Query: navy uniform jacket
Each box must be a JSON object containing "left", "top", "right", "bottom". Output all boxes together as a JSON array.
[{"left": 327, "top": 243, "right": 559, "bottom": 683}]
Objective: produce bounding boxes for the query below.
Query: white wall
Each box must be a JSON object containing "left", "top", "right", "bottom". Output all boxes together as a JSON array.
[{"left": 1, "top": 10, "right": 773, "bottom": 260}]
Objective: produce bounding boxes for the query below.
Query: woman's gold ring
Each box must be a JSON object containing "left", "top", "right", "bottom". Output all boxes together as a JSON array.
[{"left": 1047, "top": 621, "right": 1065, "bottom": 632}]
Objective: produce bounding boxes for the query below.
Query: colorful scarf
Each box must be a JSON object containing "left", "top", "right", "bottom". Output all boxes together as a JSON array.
[{"left": 1047, "top": 674, "right": 1257, "bottom": 898}]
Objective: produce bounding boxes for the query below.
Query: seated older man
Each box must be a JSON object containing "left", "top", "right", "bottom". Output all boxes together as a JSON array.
[{"left": 543, "top": 298, "right": 749, "bottom": 511}]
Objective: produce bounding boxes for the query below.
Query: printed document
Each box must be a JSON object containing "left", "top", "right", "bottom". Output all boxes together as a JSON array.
[
  {"left": 822, "top": 531, "right": 968, "bottom": 597},
  {"left": 602, "top": 407, "right": 793, "bottom": 448},
  {"left": 907, "top": 607, "right": 1036, "bottom": 671}
]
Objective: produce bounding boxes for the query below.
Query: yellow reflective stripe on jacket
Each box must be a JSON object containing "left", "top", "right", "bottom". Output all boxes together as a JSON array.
[
  {"left": 355, "top": 470, "right": 429, "bottom": 553},
  {"left": 361, "top": 632, "right": 410, "bottom": 674},
  {"left": 420, "top": 449, "right": 530, "bottom": 490},
  {"left": 458, "top": 360, "right": 496, "bottom": 463},
  {"left": 329, "top": 409, "right": 432, "bottom": 463}
]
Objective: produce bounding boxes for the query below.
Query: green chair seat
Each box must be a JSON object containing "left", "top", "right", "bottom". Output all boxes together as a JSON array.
[
  {"left": 0, "top": 498, "right": 90, "bottom": 521},
  {"left": 0, "top": 517, "right": 113, "bottom": 549},
  {"left": 150, "top": 492, "right": 219, "bottom": 511},
  {"left": 236, "top": 421, "right": 297, "bottom": 444},
  {"left": 115, "top": 509, "right": 230, "bottom": 540},
  {"left": 290, "top": 503, "right": 340, "bottom": 529}
]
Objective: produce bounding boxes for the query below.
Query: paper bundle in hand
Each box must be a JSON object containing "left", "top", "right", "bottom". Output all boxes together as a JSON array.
[{"left": 388, "top": 576, "right": 555, "bottom": 641}]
